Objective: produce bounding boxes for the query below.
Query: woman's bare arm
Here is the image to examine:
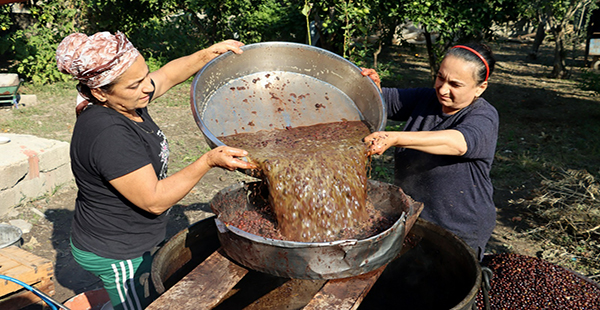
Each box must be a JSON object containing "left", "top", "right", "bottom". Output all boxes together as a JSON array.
[
  {"left": 109, "top": 146, "right": 256, "bottom": 215},
  {"left": 364, "top": 130, "right": 467, "bottom": 156}
]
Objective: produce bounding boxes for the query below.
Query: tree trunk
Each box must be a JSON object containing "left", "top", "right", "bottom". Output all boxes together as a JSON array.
[
  {"left": 313, "top": 7, "right": 339, "bottom": 54},
  {"left": 373, "top": 20, "right": 383, "bottom": 69},
  {"left": 550, "top": 24, "right": 567, "bottom": 78},
  {"left": 528, "top": 19, "right": 547, "bottom": 60},
  {"left": 423, "top": 27, "right": 438, "bottom": 84},
  {"left": 548, "top": 0, "right": 593, "bottom": 77},
  {"left": 373, "top": 39, "right": 382, "bottom": 69}
]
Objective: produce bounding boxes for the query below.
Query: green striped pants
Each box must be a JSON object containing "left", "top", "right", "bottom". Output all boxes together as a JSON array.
[{"left": 71, "top": 241, "right": 156, "bottom": 310}]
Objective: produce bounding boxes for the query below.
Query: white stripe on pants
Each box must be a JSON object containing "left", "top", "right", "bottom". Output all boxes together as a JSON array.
[{"left": 111, "top": 260, "right": 143, "bottom": 310}]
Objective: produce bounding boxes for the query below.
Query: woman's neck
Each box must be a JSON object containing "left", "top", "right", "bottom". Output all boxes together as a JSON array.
[{"left": 100, "top": 103, "right": 142, "bottom": 122}]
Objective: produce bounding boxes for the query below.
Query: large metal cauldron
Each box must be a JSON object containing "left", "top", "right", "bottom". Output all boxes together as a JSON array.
[
  {"left": 208, "top": 179, "right": 423, "bottom": 280},
  {"left": 190, "top": 42, "right": 386, "bottom": 149},
  {"left": 358, "top": 218, "right": 482, "bottom": 310},
  {"left": 151, "top": 217, "right": 220, "bottom": 295},
  {"left": 151, "top": 218, "right": 481, "bottom": 309}
]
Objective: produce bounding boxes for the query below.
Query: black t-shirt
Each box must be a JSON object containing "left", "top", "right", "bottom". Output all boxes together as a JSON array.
[
  {"left": 70, "top": 102, "right": 170, "bottom": 260},
  {"left": 382, "top": 87, "right": 498, "bottom": 258}
]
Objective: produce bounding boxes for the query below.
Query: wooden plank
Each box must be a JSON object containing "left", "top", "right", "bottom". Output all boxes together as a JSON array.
[
  {"left": 0, "top": 277, "right": 55, "bottom": 310},
  {"left": 0, "top": 246, "right": 54, "bottom": 296},
  {"left": 0, "top": 259, "right": 21, "bottom": 272},
  {"left": 244, "top": 278, "right": 327, "bottom": 310},
  {"left": 0, "top": 265, "right": 52, "bottom": 296},
  {"left": 0, "top": 246, "right": 54, "bottom": 276},
  {"left": 0, "top": 246, "right": 52, "bottom": 269},
  {"left": 147, "top": 248, "right": 248, "bottom": 310},
  {"left": 303, "top": 265, "right": 386, "bottom": 310}
]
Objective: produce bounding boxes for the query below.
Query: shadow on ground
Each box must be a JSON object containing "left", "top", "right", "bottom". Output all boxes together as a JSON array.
[{"left": 21, "top": 202, "right": 210, "bottom": 309}]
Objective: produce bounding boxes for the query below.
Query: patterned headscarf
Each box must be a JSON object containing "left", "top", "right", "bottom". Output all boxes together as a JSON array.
[{"left": 56, "top": 31, "right": 141, "bottom": 114}]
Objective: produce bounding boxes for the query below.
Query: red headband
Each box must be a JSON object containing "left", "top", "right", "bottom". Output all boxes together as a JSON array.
[{"left": 452, "top": 45, "right": 489, "bottom": 82}]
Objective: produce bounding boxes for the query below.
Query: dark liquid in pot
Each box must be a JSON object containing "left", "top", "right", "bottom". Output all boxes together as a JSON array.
[{"left": 220, "top": 121, "right": 372, "bottom": 242}]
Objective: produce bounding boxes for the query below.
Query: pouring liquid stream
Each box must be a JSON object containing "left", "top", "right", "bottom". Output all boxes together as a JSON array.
[{"left": 220, "top": 120, "right": 383, "bottom": 242}]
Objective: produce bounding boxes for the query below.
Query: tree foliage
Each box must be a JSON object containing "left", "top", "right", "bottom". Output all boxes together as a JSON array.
[
  {"left": 502, "top": 0, "right": 598, "bottom": 78},
  {"left": 85, "top": 0, "right": 174, "bottom": 34},
  {"left": 307, "top": 0, "right": 398, "bottom": 64},
  {"left": 1, "top": 0, "right": 597, "bottom": 85},
  {"left": 542, "top": 0, "right": 597, "bottom": 78},
  {"left": 1, "top": 0, "right": 84, "bottom": 84},
  {"left": 0, "top": 0, "right": 309, "bottom": 84},
  {"left": 395, "top": 0, "right": 506, "bottom": 81}
]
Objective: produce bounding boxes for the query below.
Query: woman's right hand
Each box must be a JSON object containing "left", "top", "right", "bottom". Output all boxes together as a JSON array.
[
  {"left": 108, "top": 145, "right": 256, "bottom": 215},
  {"left": 361, "top": 68, "right": 382, "bottom": 90},
  {"left": 364, "top": 131, "right": 394, "bottom": 156},
  {"left": 204, "top": 146, "right": 257, "bottom": 171}
]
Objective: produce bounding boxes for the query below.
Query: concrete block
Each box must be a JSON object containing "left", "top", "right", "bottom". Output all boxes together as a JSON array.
[
  {"left": 0, "top": 134, "right": 73, "bottom": 216},
  {"left": 0, "top": 156, "right": 27, "bottom": 190},
  {"left": 0, "top": 189, "right": 19, "bottom": 212},
  {"left": 18, "top": 94, "right": 37, "bottom": 107},
  {"left": 0, "top": 73, "right": 19, "bottom": 87}
]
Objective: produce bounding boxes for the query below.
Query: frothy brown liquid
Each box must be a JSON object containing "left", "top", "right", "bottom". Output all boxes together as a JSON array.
[{"left": 220, "top": 121, "right": 371, "bottom": 242}]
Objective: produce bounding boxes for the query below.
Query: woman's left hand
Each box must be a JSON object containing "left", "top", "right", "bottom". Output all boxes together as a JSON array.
[
  {"left": 206, "top": 40, "right": 244, "bottom": 57},
  {"left": 149, "top": 39, "right": 245, "bottom": 99}
]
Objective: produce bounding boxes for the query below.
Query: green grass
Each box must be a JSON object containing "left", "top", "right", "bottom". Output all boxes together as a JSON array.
[
  {"left": 1, "top": 81, "right": 77, "bottom": 141},
  {"left": 3, "top": 41, "right": 600, "bottom": 277},
  {"left": 370, "top": 43, "right": 600, "bottom": 276}
]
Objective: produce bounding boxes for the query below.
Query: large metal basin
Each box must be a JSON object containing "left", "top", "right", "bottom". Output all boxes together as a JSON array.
[
  {"left": 190, "top": 42, "right": 386, "bottom": 148},
  {"left": 209, "top": 179, "right": 423, "bottom": 280}
]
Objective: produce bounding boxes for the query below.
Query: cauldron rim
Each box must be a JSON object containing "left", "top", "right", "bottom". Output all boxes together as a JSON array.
[
  {"left": 209, "top": 179, "right": 424, "bottom": 279},
  {"left": 215, "top": 210, "right": 407, "bottom": 248}
]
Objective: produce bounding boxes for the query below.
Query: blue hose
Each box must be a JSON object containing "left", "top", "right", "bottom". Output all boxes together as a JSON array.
[{"left": 0, "top": 274, "right": 59, "bottom": 310}]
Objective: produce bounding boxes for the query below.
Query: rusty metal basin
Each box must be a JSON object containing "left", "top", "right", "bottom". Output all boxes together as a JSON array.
[{"left": 209, "top": 179, "right": 423, "bottom": 280}]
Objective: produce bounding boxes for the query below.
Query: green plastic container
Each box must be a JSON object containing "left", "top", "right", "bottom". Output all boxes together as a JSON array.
[{"left": 0, "top": 73, "right": 21, "bottom": 105}]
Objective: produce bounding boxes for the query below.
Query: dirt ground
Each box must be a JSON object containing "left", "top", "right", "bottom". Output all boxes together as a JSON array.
[
  {"left": 1, "top": 39, "right": 599, "bottom": 308},
  {"left": 4, "top": 169, "right": 251, "bottom": 307}
]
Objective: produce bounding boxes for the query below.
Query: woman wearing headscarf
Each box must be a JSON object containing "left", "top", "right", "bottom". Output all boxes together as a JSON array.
[
  {"left": 56, "top": 31, "right": 257, "bottom": 310},
  {"left": 362, "top": 43, "right": 498, "bottom": 261}
]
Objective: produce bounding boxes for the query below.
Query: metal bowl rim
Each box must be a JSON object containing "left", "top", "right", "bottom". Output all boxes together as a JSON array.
[
  {"left": 216, "top": 212, "right": 406, "bottom": 249},
  {"left": 0, "top": 224, "right": 22, "bottom": 248},
  {"left": 190, "top": 41, "right": 386, "bottom": 148}
]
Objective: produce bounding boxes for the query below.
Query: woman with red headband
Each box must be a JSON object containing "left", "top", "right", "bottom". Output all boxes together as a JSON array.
[
  {"left": 56, "top": 31, "right": 257, "bottom": 310},
  {"left": 362, "top": 43, "right": 497, "bottom": 261}
]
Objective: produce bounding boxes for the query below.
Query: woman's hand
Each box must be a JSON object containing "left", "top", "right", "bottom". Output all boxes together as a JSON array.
[
  {"left": 205, "top": 40, "right": 244, "bottom": 59},
  {"left": 364, "top": 130, "right": 468, "bottom": 157},
  {"left": 361, "top": 68, "right": 382, "bottom": 90},
  {"left": 149, "top": 40, "right": 245, "bottom": 98},
  {"left": 109, "top": 145, "right": 257, "bottom": 215},
  {"left": 205, "top": 146, "right": 257, "bottom": 171},
  {"left": 364, "top": 131, "right": 394, "bottom": 155}
]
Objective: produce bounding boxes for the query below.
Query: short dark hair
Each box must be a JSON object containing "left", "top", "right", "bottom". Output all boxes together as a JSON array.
[{"left": 446, "top": 43, "right": 495, "bottom": 84}]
